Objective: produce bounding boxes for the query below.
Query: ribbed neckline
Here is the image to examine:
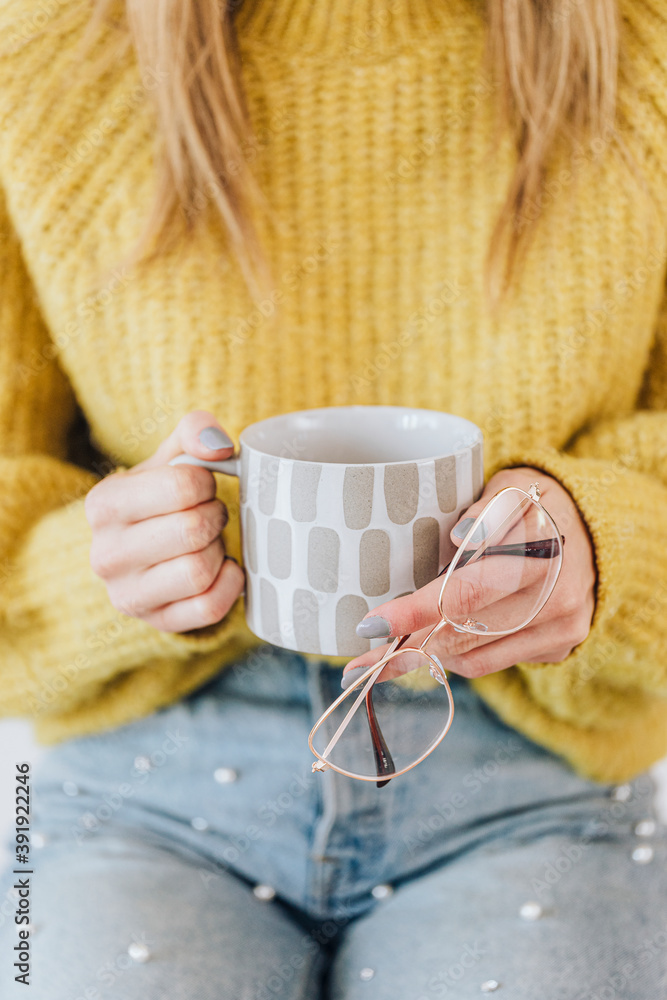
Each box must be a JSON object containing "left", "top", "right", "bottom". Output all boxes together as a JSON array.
[{"left": 234, "top": 0, "right": 454, "bottom": 54}]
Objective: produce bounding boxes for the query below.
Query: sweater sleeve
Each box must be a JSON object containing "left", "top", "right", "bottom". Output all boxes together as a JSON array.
[
  {"left": 470, "top": 288, "right": 667, "bottom": 783},
  {"left": 0, "top": 190, "right": 259, "bottom": 745}
]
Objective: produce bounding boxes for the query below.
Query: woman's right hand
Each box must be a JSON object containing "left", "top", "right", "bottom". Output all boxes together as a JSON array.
[{"left": 84, "top": 410, "right": 246, "bottom": 634}]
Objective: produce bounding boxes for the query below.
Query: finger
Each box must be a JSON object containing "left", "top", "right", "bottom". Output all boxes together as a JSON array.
[
  {"left": 129, "top": 410, "right": 236, "bottom": 473},
  {"left": 356, "top": 552, "right": 549, "bottom": 642},
  {"left": 141, "top": 557, "right": 246, "bottom": 633},
  {"left": 343, "top": 621, "right": 495, "bottom": 683},
  {"left": 448, "top": 468, "right": 551, "bottom": 548},
  {"left": 86, "top": 463, "right": 220, "bottom": 527},
  {"left": 439, "top": 621, "right": 576, "bottom": 679},
  {"left": 111, "top": 536, "right": 226, "bottom": 610},
  {"left": 98, "top": 499, "right": 228, "bottom": 574},
  {"left": 344, "top": 592, "right": 581, "bottom": 684}
]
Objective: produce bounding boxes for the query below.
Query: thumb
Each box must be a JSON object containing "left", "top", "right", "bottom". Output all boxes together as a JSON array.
[
  {"left": 449, "top": 481, "right": 496, "bottom": 548},
  {"left": 449, "top": 467, "right": 542, "bottom": 547},
  {"left": 129, "top": 410, "right": 235, "bottom": 474}
]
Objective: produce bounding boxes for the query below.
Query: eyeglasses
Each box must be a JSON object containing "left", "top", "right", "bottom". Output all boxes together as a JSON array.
[{"left": 308, "top": 483, "right": 564, "bottom": 785}]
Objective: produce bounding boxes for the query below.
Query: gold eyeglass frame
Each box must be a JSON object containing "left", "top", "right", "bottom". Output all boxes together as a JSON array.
[{"left": 307, "top": 483, "right": 564, "bottom": 783}]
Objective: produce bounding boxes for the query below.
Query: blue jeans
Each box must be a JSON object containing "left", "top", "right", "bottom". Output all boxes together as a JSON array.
[{"left": 1, "top": 645, "right": 666, "bottom": 999}]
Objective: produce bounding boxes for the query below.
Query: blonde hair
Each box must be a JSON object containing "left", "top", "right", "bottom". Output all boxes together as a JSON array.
[{"left": 87, "top": 0, "right": 622, "bottom": 305}]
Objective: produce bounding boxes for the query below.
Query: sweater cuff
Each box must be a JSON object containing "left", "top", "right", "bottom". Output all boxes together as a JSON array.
[
  {"left": 486, "top": 446, "right": 625, "bottom": 648},
  {"left": 468, "top": 445, "right": 667, "bottom": 780},
  {"left": 4, "top": 496, "right": 259, "bottom": 733},
  {"left": 480, "top": 443, "right": 667, "bottom": 706}
]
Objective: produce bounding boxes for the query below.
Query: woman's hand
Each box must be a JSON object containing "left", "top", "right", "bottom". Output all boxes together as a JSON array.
[
  {"left": 84, "top": 410, "right": 245, "bottom": 633},
  {"left": 342, "top": 467, "right": 597, "bottom": 683}
]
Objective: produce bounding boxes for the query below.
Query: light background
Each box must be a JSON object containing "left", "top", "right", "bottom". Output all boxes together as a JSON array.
[{"left": 1, "top": 717, "right": 666, "bottom": 871}]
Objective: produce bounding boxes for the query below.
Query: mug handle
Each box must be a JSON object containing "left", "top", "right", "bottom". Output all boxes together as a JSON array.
[{"left": 168, "top": 453, "right": 241, "bottom": 477}]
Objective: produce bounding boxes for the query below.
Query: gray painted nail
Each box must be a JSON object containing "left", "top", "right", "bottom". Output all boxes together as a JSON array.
[
  {"left": 336, "top": 595, "right": 370, "bottom": 656},
  {"left": 258, "top": 455, "right": 279, "bottom": 516},
  {"left": 293, "top": 589, "right": 320, "bottom": 654},
  {"left": 413, "top": 516, "right": 440, "bottom": 589},
  {"left": 245, "top": 507, "right": 258, "bottom": 574},
  {"left": 260, "top": 578, "right": 280, "bottom": 644},
  {"left": 384, "top": 463, "right": 419, "bottom": 524},
  {"left": 355, "top": 615, "right": 392, "bottom": 639},
  {"left": 291, "top": 463, "right": 321, "bottom": 522},
  {"left": 341, "top": 665, "right": 370, "bottom": 690},
  {"left": 434, "top": 456, "right": 457, "bottom": 513},
  {"left": 343, "top": 466, "right": 374, "bottom": 529},
  {"left": 267, "top": 519, "right": 292, "bottom": 579},
  {"left": 452, "top": 517, "right": 487, "bottom": 542},
  {"left": 199, "top": 426, "right": 234, "bottom": 450},
  {"left": 472, "top": 442, "right": 484, "bottom": 499},
  {"left": 359, "top": 529, "right": 390, "bottom": 596},
  {"left": 308, "top": 527, "right": 340, "bottom": 593}
]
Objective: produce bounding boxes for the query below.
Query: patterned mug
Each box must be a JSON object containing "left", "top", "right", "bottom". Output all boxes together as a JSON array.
[{"left": 169, "top": 405, "right": 483, "bottom": 657}]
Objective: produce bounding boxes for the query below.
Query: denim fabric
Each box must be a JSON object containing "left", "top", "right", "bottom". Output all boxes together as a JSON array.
[{"left": 1, "top": 645, "right": 666, "bottom": 999}]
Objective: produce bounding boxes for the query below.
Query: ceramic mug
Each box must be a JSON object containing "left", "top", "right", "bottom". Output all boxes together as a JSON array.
[{"left": 168, "top": 405, "right": 483, "bottom": 657}]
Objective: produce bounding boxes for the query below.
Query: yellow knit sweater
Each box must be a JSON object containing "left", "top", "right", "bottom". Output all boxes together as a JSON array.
[{"left": 1, "top": 0, "right": 667, "bottom": 782}]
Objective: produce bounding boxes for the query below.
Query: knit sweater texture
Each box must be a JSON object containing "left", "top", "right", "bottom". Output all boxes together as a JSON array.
[{"left": 1, "top": 0, "right": 667, "bottom": 782}]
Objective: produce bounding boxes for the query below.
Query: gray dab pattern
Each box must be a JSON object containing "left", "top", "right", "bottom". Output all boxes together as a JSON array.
[
  {"left": 413, "top": 517, "right": 440, "bottom": 589},
  {"left": 291, "top": 463, "right": 322, "bottom": 522},
  {"left": 258, "top": 455, "right": 279, "bottom": 515},
  {"left": 384, "top": 463, "right": 419, "bottom": 524},
  {"left": 249, "top": 446, "right": 478, "bottom": 655},
  {"left": 434, "top": 455, "right": 457, "bottom": 513},
  {"left": 343, "top": 466, "right": 374, "bottom": 529},
  {"left": 293, "top": 588, "right": 321, "bottom": 653},
  {"left": 245, "top": 507, "right": 258, "bottom": 574},
  {"left": 472, "top": 442, "right": 483, "bottom": 498},
  {"left": 307, "top": 526, "right": 340, "bottom": 593},
  {"left": 359, "top": 529, "right": 391, "bottom": 596},
  {"left": 267, "top": 518, "right": 292, "bottom": 579},
  {"left": 336, "top": 595, "right": 371, "bottom": 657},
  {"left": 259, "top": 577, "right": 280, "bottom": 644}
]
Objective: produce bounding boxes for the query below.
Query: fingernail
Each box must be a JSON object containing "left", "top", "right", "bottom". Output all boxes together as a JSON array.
[
  {"left": 355, "top": 615, "right": 392, "bottom": 639},
  {"left": 199, "top": 426, "right": 234, "bottom": 450},
  {"left": 341, "top": 666, "right": 369, "bottom": 690},
  {"left": 452, "top": 517, "right": 487, "bottom": 542}
]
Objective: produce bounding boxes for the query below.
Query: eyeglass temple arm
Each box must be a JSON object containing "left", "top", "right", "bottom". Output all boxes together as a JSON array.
[
  {"left": 456, "top": 535, "right": 564, "bottom": 567},
  {"left": 316, "top": 653, "right": 397, "bottom": 764},
  {"left": 365, "top": 688, "right": 396, "bottom": 788}
]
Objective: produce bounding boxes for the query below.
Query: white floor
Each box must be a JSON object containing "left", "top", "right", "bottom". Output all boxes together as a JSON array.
[{"left": 1, "top": 718, "right": 666, "bottom": 871}]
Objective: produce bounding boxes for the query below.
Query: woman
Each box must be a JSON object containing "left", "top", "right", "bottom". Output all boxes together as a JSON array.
[{"left": 0, "top": 0, "right": 666, "bottom": 996}]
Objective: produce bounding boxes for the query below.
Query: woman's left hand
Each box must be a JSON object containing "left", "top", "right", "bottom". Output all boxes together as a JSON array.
[{"left": 343, "top": 467, "right": 597, "bottom": 683}]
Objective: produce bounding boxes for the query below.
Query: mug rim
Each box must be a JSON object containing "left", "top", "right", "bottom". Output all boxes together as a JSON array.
[{"left": 237, "top": 405, "right": 483, "bottom": 466}]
